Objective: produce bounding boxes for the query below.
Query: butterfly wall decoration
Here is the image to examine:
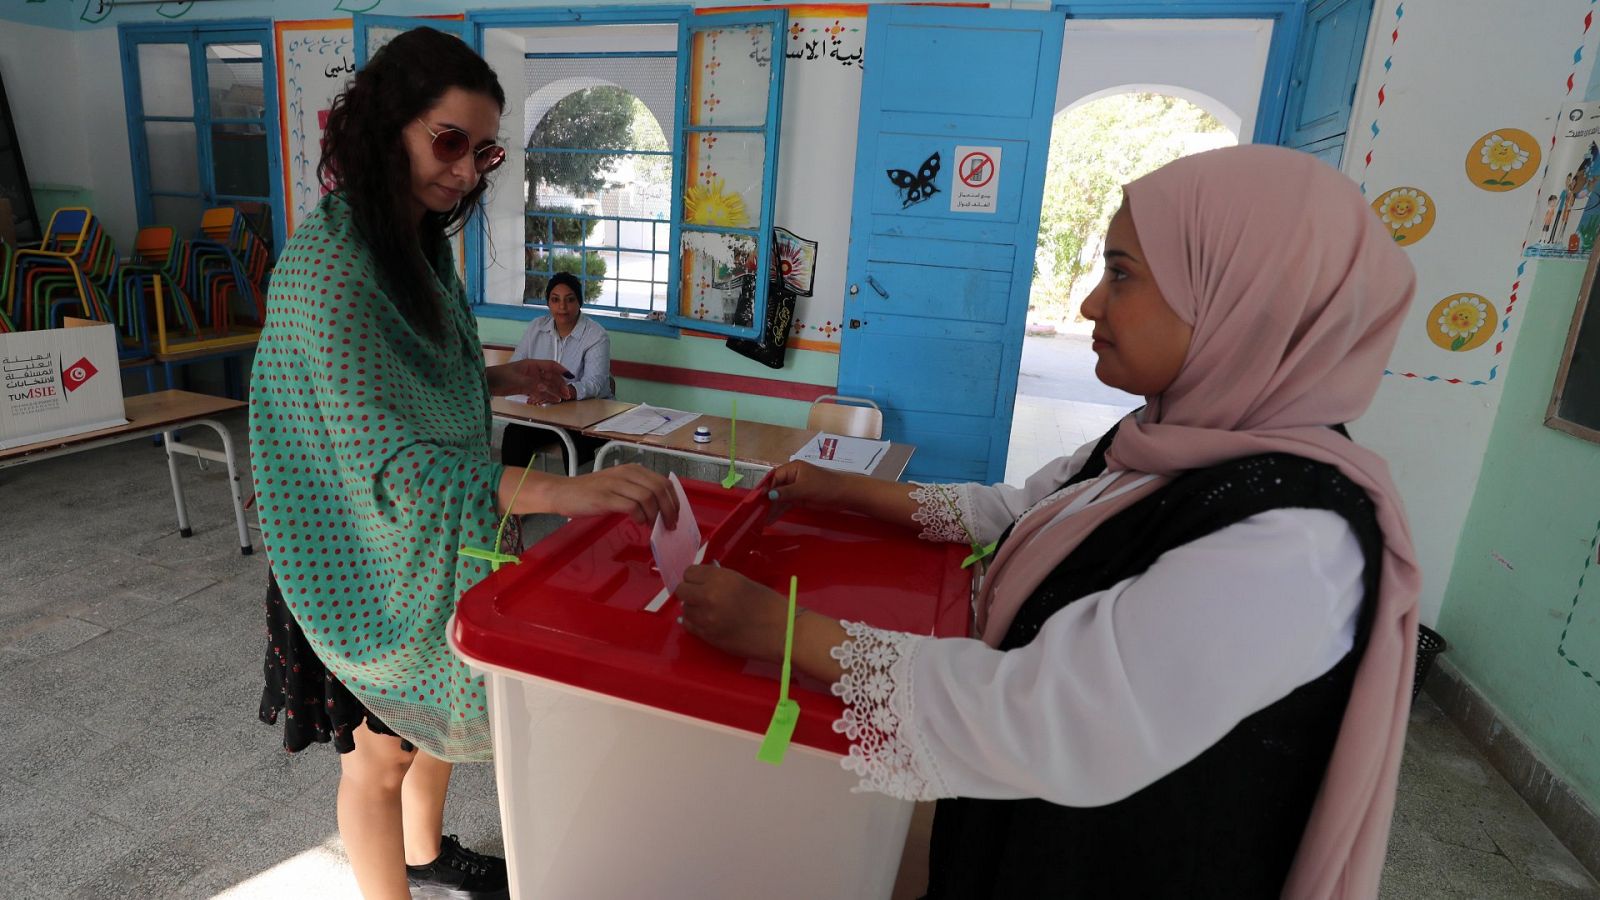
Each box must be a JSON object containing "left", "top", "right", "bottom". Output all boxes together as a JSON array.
[{"left": 887, "top": 152, "right": 940, "bottom": 208}]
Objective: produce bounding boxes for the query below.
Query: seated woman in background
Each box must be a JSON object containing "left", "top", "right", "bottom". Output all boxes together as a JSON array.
[
  {"left": 678, "top": 144, "right": 1422, "bottom": 899},
  {"left": 503, "top": 272, "right": 614, "bottom": 469}
]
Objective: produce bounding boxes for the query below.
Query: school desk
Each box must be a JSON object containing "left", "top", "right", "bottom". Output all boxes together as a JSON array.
[
  {"left": 490, "top": 396, "right": 637, "bottom": 476},
  {"left": 0, "top": 390, "right": 251, "bottom": 554}
]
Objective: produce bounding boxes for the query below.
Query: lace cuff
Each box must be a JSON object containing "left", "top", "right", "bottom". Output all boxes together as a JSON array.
[
  {"left": 830, "top": 620, "right": 945, "bottom": 801},
  {"left": 908, "top": 482, "right": 978, "bottom": 544}
]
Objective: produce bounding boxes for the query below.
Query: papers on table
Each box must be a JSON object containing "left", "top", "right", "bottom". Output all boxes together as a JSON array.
[
  {"left": 646, "top": 474, "right": 703, "bottom": 612},
  {"left": 593, "top": 404, "right": 700, "bottom": 436},
  {"left": 790, "top": 432, "right": 890, "bottom": 474}
]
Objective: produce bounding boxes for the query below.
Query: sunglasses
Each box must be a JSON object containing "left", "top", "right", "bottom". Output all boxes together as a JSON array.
[{"left": 418, "top": 119, "right": 506, "bottom": 174}]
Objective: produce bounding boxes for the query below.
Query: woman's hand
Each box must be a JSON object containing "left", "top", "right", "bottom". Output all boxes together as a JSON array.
[
  {"left": 769, "top": 461, "right": 921, "bottom": 529},
  {"left": 516, "top": 464, "right": 678, "bottom": 526},
  {"left": 487, "top": 359, "right": 571, "bottom": 403},
  {"left": 677, "top": 566, "right": 790, "bottom": 663},
  {"left": 769, "top": 461, "right": 853, "bottom": 508},
  {"left": 678, "top": 565, "right": 849, "bottom": 682}
]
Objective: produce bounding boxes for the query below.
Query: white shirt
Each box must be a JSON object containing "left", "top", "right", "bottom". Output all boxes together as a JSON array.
[
  {"left": 833, "top": 441, "right": 1366, "bottom": 806},
  {"left": 510, "top": 314, "right": 613, "bottom": 400}
]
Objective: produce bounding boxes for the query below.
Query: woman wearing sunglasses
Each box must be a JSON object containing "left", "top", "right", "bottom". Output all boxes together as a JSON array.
[{"left": 249, "top": 28, "right": 677, "bottom": 900}]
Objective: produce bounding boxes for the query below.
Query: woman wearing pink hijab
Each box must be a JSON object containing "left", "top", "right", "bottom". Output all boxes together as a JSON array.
[{"left": 678, "top": 144, "right": 1421, "bottom": 898}]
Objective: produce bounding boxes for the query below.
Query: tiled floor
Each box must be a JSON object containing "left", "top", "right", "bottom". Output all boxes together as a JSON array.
[{"left": 1, "top": 410, "right": 1596, "bottom": 898}]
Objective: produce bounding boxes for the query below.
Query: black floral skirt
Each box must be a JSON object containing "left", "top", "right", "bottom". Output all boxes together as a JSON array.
[{"left": 259, "top": 575, "right": 415, "bottom": 754}]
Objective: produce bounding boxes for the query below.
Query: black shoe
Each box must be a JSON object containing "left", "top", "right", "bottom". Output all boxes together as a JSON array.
[{"left": 406, "top": 834, "right": 509, "bottom": 900}]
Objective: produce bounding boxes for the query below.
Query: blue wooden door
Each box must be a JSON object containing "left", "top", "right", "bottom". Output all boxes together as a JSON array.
[
  {"left": 839, "top": 5, "right": 1064, "bottom": 484},
  {"left": 1279, "top": 0, "right": 1374, "bottom": 167}
]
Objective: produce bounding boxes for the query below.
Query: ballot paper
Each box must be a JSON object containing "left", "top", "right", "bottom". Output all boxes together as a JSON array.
[
  {"left": 648, "top": 473, "right": 702, "bottom": 604},
  {"left": 790, "top": 432, "right": 889, "bottom": 474},
  {"left": 593, "top": 404, "right": 701, "bottom": 436}
]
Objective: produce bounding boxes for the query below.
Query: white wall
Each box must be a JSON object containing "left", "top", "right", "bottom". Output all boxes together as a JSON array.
[
  {"left": 482, "top": 25, "right": 531, "bottom": 306},
  {"left": 1056, "top": 18, "right": 1272, "bottom": 139},
  {"left": 1346, "top": 0, "right": 1599, "bottom": 623},
  {"left": 771, "top": 13, "right": 864, "bottom": 346},
  {"left": 0, "top": 21, "right": 90, "bottom": 214},
  {"left": 0, "top": 22, "right": 136, "bottom": 251},
  {"left": 80, "top": 27, "right": 141, "bottom": 248}
]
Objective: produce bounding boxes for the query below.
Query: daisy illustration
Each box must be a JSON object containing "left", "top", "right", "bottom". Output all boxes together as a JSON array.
[
  {"left": 1378, "top": 189, "right": 1426, "bottom": 232},
  {"left": 1480, "top": 134, "right": 1529, "bottom": 185},
  {"left": 1437, "top": 294, "right": 1489, "bottom": 351}
]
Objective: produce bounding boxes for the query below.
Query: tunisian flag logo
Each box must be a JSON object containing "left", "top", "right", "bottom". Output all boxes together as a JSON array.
[{"left": 62, "top": 357, "right": 98, "bottom": 393}]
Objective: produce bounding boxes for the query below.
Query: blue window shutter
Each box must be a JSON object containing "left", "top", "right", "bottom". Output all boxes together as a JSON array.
[
  {"left": 664, "top": 9, "right": 787, "bottom": 340},
  {"left": 353, "top": 15, "right": 466, "bottom": 67},
  {"left": 1279, "top": 0, "right": 1374, "bottom": 167}
]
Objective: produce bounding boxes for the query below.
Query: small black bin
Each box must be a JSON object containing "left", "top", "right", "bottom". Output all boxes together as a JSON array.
[{"left": 1412, "top": 624, "right": 1447, "bottom": 701}]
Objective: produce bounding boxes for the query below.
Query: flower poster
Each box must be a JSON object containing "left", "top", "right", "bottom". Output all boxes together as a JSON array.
[
  {"left": 1524, "top": 102, "right": 1600, "bottom": 260},
  {"left": 1466, "top": 129, "right": 1540, "bottom": 193},
  {"left": 1370, "top": 187, "right": 1436, "bottom": 246},
  {"left": 1424, "top": 293, "right": 1497, "bottom": 353}
]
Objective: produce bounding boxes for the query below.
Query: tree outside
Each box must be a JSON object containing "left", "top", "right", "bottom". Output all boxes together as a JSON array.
[
  {"left": 526, "top": 88, "right": 670, "bottom": 303},
  {"left": 1032, "top": 92, "right": 1234, "bottom": 331}
]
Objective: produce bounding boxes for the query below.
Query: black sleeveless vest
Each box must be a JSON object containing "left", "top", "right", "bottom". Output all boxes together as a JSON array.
[{"left": 924, "top": 426, "right": 1384, "bottom": 899}]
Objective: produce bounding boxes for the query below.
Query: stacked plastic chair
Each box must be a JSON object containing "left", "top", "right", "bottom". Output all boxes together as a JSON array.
[
  {"left": 0, "top": 241, "right": 15, "bottom": 333},
  {"left": 182, "top": 206, "right": 270, "bottom": 332},
  {"left": 119, "top": 226, "right": 206, "bottom": 355},
  {"left": 5, "top": 208, "right": 131, "bottom": 349},
  {"left": 200, "top": 206, "right": 273, "bottom": 311},
  {"left": 124, "top": 209, "right": 268, "bottom": 399}
]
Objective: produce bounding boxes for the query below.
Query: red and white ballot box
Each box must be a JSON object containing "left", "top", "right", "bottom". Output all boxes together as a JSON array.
[{"left": 450, "top": 477, "right": 971, "bottom": 900}]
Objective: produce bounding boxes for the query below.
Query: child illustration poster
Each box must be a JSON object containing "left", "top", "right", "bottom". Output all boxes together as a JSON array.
[{"left": 1526, "top": 101, "right": 1600, "bottom": 259}]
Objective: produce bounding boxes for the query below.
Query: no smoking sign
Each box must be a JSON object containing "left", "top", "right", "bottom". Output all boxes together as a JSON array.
[{"left": 951, "top": 144, "right": 1001, "bottom": 213}]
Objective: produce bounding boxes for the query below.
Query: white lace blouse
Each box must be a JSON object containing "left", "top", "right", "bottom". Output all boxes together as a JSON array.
[{"left": 829, "top": 440, "right": 1366, "bottom": 805}]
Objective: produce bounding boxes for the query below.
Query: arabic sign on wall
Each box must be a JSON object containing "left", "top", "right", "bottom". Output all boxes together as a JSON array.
[{"left": 275, "top": 19, "right": 354, "bottom": 235}]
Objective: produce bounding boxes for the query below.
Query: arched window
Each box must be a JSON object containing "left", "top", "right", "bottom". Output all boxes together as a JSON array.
[{"left": 523, "top": 57, "right": 675, "bottom": 316}]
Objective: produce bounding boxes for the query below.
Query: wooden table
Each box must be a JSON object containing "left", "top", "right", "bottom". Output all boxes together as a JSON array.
[
  {"left": 586, "top": 414, "right": 916, "bottom": 482},
  {"left": 491, "top": 397, "right": 637, "bottom": 476},
  {"left": 154, "top": 338, "right": 257, "bottom": 401},
  {"left": 0, "top": 390, "right": 253, "bottom": 554}
]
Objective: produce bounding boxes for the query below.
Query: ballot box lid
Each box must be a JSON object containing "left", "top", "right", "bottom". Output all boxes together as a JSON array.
[{"left": 452, "top": 476, "right": 971, "bottom": 754}]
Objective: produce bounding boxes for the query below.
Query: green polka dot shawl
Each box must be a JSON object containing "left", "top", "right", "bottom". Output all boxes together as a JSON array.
[{"left": 249, "top": 194, "right": 504, "bottom": 761}]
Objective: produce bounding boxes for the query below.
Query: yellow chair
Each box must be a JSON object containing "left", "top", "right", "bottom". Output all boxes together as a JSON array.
[{"left": 807, "top": 394, "right": 883, "bottom": 439}]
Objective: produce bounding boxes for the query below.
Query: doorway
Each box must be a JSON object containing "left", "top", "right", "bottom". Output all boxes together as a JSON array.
[{"left": 1004, "top": 18, "right": 1266, "bottom": 483}]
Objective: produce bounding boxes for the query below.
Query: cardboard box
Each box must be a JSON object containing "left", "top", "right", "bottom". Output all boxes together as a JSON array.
[{"left": 0, "top": 319, "right": 127, "bottom": 449}]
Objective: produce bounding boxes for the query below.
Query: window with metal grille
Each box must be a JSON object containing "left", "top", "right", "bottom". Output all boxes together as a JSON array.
[{"left": 522, "top": 53, "right": 676, "bottom": 320}]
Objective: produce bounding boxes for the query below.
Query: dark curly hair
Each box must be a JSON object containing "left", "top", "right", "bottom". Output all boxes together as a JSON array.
[{"left": 318, "top": 27, "right": 506, "bottom": 340}]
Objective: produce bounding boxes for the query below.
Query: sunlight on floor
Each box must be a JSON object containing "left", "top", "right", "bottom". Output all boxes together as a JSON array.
[
  {"left": 1005, "top": 395, "right": 1131, "bottom": 486},
  {"left": 212, "top": 837, "right": 355, "bottom": 899}
]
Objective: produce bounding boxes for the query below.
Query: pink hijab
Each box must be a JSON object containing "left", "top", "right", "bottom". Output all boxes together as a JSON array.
[{"left": 977, "top": 144, "right": 1421, "bottom": 898}]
